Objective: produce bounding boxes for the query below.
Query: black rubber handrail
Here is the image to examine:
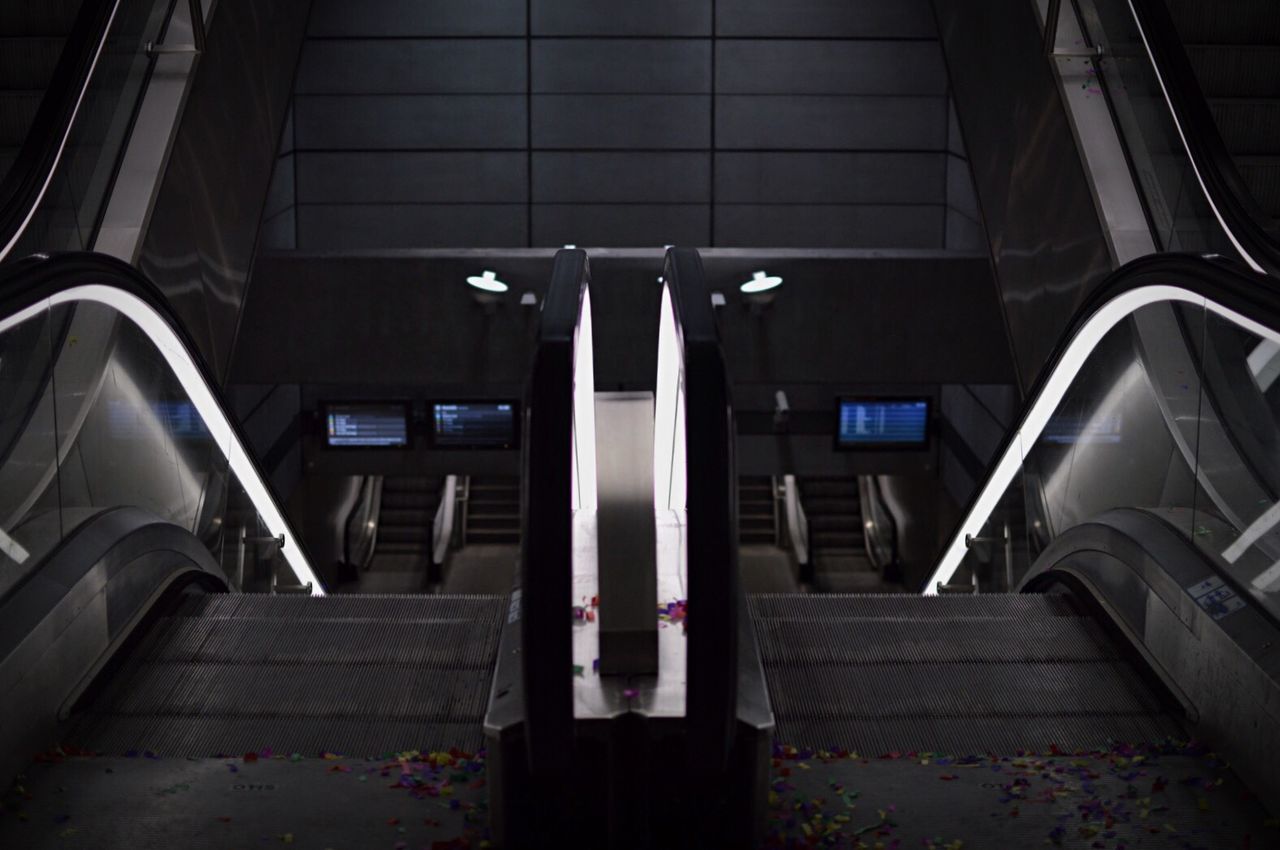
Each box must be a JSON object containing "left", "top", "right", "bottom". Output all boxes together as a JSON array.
[
  {"left": 1128, "top": 0, "right": 1280, "bottom": 277},
  {"left": 0, "top": 250, "right": 324, "bottom": 591},
  {"left": 662, "top": 247, "right": 740, "bottom": 775},
  {"left": 0, "top": 0, "right": 123, "bottom": 258},
  {"left": 520, "top": 248, "right": 588, "bottom": 779}
]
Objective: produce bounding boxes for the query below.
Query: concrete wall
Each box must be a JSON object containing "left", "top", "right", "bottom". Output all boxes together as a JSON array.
[
  {"left": 228, "top": 249, "right": 1013, "bottom": 482},
  {"left": 260, "top": 0, "right": 983, "bottom": 251}
]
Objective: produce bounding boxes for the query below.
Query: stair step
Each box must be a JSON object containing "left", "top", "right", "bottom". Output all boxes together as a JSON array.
[
  {"left": 1234, "top": 155, "right": 1280, "bottom": 217},
  {"left": 1167, "top": 0, "right": 1280, "bottom": 45},
  {"left": 1186, "top": 45, "right": 1280, "bottom": 98},
  {"left": 804, "top": 496, "right": 860, "bottom": 514},
  {"left": 378, "top": 526, "right": 430, "bottom": 542},
  {"left": 1208, "top": 98, "right": 1280, "bottom": 154},
  {"left": 0, "top": 1, "right": 84, "bottom": 37},
  {"left": 0, "top": 91, "right": 43, "bottom": 146},
  {"left": 809, "top": 515, "right": 862, "bottom": 530},
  {"left": 375, "top": 542, "right": 430, "bottom": 554},
  {"left": 467, "top": 530, "right": 520, "bottom": 543},
  {"left": 0, "top": 37, "right": 66, "bottom": 90},
  {"left": 380, "top": 507, "right": 431, "bottom": 524},
  {"left": 800, "top": 480, "right": 859, "bottom": 499}
]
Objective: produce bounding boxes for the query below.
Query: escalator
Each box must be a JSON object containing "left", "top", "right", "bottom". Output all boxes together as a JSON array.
[
  {"left": 740, "top": 253, "right": 1280, "bottom": 845},
  {"left": 1070, "top": 0, "right": 1280, "bottom": 275},
  {"left": 0, "top": 0, "right": 177, "bottom": 260},
  {"left": 1166, "top": 0, "right": 1280, "bottom": 233},
  {"left": 0, "top": 0, "right": 83, "bottom": 186},
  {"left": 0, "top": 251, "right": 594, "bottom": 848}
]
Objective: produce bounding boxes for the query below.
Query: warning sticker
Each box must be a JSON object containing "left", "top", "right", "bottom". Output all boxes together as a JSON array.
[{"left": 1185, "top": 576, "right": 1246, "bottom": 620}]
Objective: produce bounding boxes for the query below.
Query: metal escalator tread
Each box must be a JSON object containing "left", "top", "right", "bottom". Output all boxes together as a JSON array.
[
  {"left": 66, "top": 594, "right": 505, "bottom": 758},
  {"left": 749, "top": 594, "right": 1185, "bottom": 754}
]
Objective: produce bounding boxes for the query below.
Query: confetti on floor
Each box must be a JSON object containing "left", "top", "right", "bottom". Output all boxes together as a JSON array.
[
  {"left": 1, "top": 747, "right": 492, "bottom": 850},
  {"left": 765, "top": 741, "right": 1277, "bottom": 849}
]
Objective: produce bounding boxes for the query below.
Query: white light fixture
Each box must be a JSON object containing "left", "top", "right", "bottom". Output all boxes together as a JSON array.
[
  {"left": 466, "top": 270, "right": 508, "bottom": 293},
  {"left": 740, "top": 271, "right": 783, "bottom": 294}
]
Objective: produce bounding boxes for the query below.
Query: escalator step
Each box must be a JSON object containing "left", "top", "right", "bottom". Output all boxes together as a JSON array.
[
  {"left": 1185, "top": 45, "right": 1280, "bottom": 98},
  {"left": 749, "top": 594, "right": 1184, "bottom": 752},
  {"left": 0, "top": 0, "right": 83, "bottom": 36},
  {"left": 1166, "top": 0, "right": 1280, "bottom": 45},
  {"left": 1208, "top": 98, "right": 1280, "bottom": 154},
  {"left": 1236, "top": 155, "right": 1280, "bottom": 217},
  {"left": 66, "top": 594, "right": 505, "bottom": 758}
]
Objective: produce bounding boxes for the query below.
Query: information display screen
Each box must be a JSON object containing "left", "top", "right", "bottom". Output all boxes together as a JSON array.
[
  {"left": 432, "top": 402, "right": 518, "bottom": 449},
  {"left": 836, "top": 398, "right": 930, "bottom": 448},
  {"left": 324, "top": 402, "right": 410, "bottom": 448}
]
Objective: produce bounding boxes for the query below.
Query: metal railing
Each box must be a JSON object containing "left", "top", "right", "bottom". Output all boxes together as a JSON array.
[
  {"left": 432, "top": 475, "right": 460, "bottom": 567},
  {"left": 780, "top": 475, "right": 810, "bottom": 571}
]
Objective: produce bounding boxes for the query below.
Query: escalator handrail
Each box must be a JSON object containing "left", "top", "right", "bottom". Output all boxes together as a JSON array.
[
  {"left": 1125, "top": 0, "right": 1280, "bottom": 276},
  {"left": 925, "top": 252, "right": 1280, "bottom": 596},
  {"left": 662, "top": 247, "right": 739, "bottom": 774},
  {"left": 0, "top": 250, "right": 325, "bottom": 593},
  {"left": 520, "top": 248, "right": 588, "bottom": 777},
  {"left": 0, "top": 0, "right": 125, "bottom": 261}
]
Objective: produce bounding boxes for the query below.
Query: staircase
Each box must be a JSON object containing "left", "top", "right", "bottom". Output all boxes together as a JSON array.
[
  {"left": 464, "top": 476, "right": 520, "bottom": 545},
  {"left": 799, "top": 476, "right": 887, "bottom": 592},
  {"left": 801, "top": 476, "right": 864, "bottom": 554},
  {"left": 1167, "top": 0, "right": 1280, "bottom": 232},
  {"left": 737, "top": 476, "right": 777, "bottom": 545},
  {"left": 374, "top": 476, "right": 441, "bottom": 558},
  {"left": 0, "top": 0, "right": 83, "bottom": 186}
]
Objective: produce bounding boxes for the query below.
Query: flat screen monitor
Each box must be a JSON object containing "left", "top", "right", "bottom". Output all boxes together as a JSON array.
[
  {"left": 324, "top": 402, "right": 410, "bottom": 448},
  {"left": 431, "top": 402, "right": 518, "bottom": 449},
  {"left": 836, "top": 398, "right": 930, "bottom": 449}
]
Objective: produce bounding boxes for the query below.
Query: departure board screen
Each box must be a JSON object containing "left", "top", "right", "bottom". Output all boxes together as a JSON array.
[
  {"left": 324, "top": 403, "right": 409, "bottom": 448},
  {"left": 432, "top": 402, "right": 517, "bottom": 449},
  {"left": 836, "top": 398, "right": 930, "bottom": 448}
]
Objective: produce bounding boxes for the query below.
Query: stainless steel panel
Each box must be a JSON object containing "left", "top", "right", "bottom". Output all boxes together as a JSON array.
[
  {"left": 932, "top": 0, "right": 1113, "bottom": 391},
  {"left": 136, "top": 0, "right": 310, "bottom": 382},
  {"left": 593, "top": 392, "right": 658, "bottom": 675}
]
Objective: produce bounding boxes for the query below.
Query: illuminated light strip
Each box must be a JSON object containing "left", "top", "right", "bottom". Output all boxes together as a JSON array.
[
  {"left": 1222, "top": 500, "right": 1280, "bottom": 564},
  {"left": 653, "top": 285, "right": 686, "bottom": 512},
  {"left": 1246, "top": 339, "right": 1280, "bottom": 390},
  {"left": 1124, "top": 0, "right": 1264, "bottom": 274},
  {"left": 925, "top": 284, "right": 1204, "bottom": 594},
  {"left": 1253, "top": 560, "right": 1280, "bottom": 592},
  {"left": 0, "top": 1, "right": 122, "bottom": 262},
  {"left": 3, "top": 284, "right": 323, "bottom": 594},
  {"left": 572, "top": 287, "right": 597, "bottom": 512},
  {"left": 0, "top": 528, "right": 29, "bottom": 564}
]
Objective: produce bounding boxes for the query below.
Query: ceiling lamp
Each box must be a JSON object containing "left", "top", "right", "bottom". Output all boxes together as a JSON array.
[
  {"left": 466, "top": 270, "right": 508, "bottom": 293},
  {"left": 740, "top": 271, "right": 782, "bottom": 294}
]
